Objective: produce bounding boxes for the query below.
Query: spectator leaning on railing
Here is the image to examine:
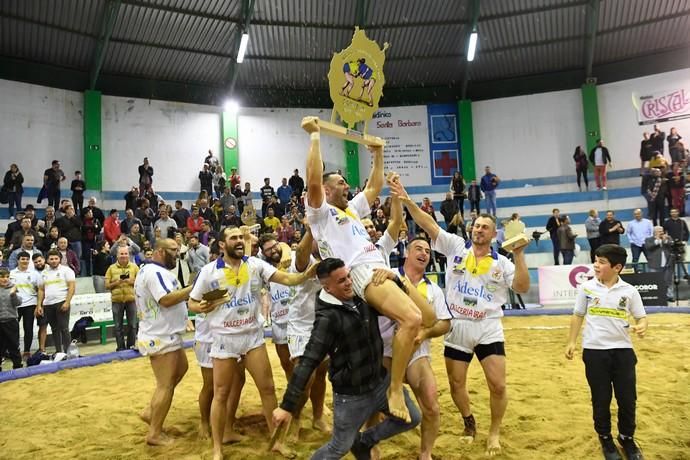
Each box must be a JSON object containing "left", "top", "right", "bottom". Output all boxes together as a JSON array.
[{"left": 105, "top": 246, "right": 139, "bottom": 351}]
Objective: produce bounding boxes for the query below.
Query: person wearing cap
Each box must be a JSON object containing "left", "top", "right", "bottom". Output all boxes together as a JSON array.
[{"left": 43, "top": 160, "right": 66, "bottom": 208}]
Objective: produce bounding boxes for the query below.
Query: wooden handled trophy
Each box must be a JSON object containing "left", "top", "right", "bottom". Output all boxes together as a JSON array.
[{"left": 304, "top": 27, "right": 389, "bottom": 147}]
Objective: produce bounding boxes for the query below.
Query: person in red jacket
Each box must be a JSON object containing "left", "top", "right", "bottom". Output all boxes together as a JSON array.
[
  {"left": 103, "top": 209, "right": 122, "bottom": 244},
  {"left": 186, "top": 206, "right": 204, "bottom": 234}
]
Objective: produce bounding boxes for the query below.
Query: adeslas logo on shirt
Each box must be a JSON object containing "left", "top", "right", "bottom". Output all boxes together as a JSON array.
[
  {"left": 454, "top": 280, "right": 494, "bottom": 301},
  {"left": 271, "top": 288, "right": 291, "bottom": 304},
  {"left": 226, "top": 293, "right": 255, "bottom": 307}
]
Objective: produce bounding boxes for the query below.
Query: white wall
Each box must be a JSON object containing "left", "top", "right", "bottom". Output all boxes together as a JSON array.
[
  {"left": 101, "top": 96, "right": 221, "bottom": 193},
  {"left": 0, "top": 80, "right": 83, "bottom": 188},
  {"left": 598, "top": 68, "right": 690, "bottom": 171},
  {"left": 237, "top": 108, "right": 345, "bottom": 188},
  {"left": 472, "top": 89, "right": 585, "bottom": 181}
]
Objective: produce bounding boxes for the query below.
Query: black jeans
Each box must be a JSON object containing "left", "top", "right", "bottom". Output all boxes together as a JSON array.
[
  {"left": 454, "top": 197, "right": 465, "bottom": 217},
  {"left": 551, "top": 235, "right": 560, "bottom": 265},
  {"left": 469, "top": 199, "right": 480, "bottom": 214},
  {"left": 18, "top": 305, "right": 36, "bottom": 352},
  {"left": 45, "top": 302, "right": 71, "bottom": 353},
  {"left": 648, "top": 199, "right": 665, "bottom": 226},
  {"left": 583, "top": 348, "right": 637, "bottom": 437},
  {"left": 588, "top": 237, "right": 600, "bottom": 263},
  {"left": 47, "top": 187, "right": 61, "bottom": 208},
  {"left": 0, "top": 319, "right": 22, "bottom": 369},
  {"left": 576, "top": 168, "right": 589, "bottom": 188}
]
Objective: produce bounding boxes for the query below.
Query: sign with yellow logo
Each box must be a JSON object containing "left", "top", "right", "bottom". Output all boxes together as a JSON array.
[
  {"left": 304, "top": 27, "right": 389, "bottom": 147},
  {"left": 328, "top": 27, "right": 389, "bottom": 126}
]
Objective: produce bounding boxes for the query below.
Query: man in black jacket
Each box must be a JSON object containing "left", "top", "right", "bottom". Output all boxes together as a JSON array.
[
  {"left": 598, "top": 210, "right": 625, "bottom": 245},
  {"left": 589, "top": 139, "right": 612, "bottom": 191},
  {"left": 273, "top": 258, "right": 420, "bottom": 459},
  {"left": 440, "top": 192, "right": 459, "bottom": 226}
]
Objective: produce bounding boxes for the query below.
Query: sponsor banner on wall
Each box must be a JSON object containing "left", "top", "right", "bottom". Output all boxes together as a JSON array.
[
  {"left": 620, "top": 272, "right": 666, "bottom": 306},
  {"left": 635, "top": 87, "right": 690, "bottom": 126},
  {"left": 360, "top": 105, "right": 431, "bottom": 187},
  {"left": 427, "top": 103, "right": 461, "bottom": 185},
  {"left": 538, "top": 264, "right": 594, "bottom": 305}
]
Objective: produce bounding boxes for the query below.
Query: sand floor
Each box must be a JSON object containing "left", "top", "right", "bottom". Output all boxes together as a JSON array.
[{"left": 1, "top": 313, "right": 689, "bottom": 459}]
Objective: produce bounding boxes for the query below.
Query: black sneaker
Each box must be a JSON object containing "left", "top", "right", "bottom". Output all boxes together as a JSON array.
[
  {"left": 350, "top": 433, "right": 372, "bottom": 460},
  {"left": 599, "top": 434, "right": 623, "bottom": 460},
  {"left": 462, "top": 414, "right": 477, "bottom": 440},
  {"left": 617, "top": 434, "right": 644, "bottom": 460}
]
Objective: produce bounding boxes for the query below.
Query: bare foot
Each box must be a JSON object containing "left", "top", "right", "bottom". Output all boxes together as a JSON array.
[
  {"left": 198, "top": 422, "right": 211, "bottom": 440},
  {"left": 212, "top": 448, "right": 224, "bottom": 460},
  {"left": 312, "top": 418, "right": 331, "bottom": 433},
  {"left": 486, "top": 433, "right": 502, "bottom": 457},
  {"left": 387, "top": 388, "right": 411, "bottom": 423},
  {"left": 271, "top": 441, "right": 296, "bottom": 459},
  {"left": 164, "top": 426, "right": 183, "bottom": 437},
  {"left": 418, "top": 452, "right": 432, "bottom": 460},
  {"left": 145, "top": 432, "right": 173, "bottom": 446},
  {"left": 139, "top": 409, "right": 151, "bottom": 425},
  {"left": 370, "top": 445, "right": 381, "bottom": 460},
  {"left": 222, "top": 430, "right": 247, "bottom": 444}
]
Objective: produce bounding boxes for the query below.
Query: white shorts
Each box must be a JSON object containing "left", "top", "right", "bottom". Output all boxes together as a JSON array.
[
  {"left": 210, "top": 329, "right": 265, "bottom": 360},
  {"left": 350, "top": 262, "right": 390, "bottom": 299},
  {"left": 287, "top": 334, "right": 310, "bottom": 359},
  {"left": 444, "top": 318, "right": 504, "bottom": 354},
  {"left": 382, "top": 332, "right": 430, "bottom": 368},
  {"left": 194, "top": 340, "right": 213, "bottom": 369},
  {"left": 137, "top": 333, "right": 184, "bottom": 357},
  {"left": 272, "top": 322, "right": 288, "bottom": 345}
]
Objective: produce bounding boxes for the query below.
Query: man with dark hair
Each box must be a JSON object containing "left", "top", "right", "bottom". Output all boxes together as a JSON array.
[
  {"left": 662, "top": 208, "right": 689, "bottom": 242},
  {"left": 261, "top": 178, "right": 276, "bottom": 217},
  {"left": 302, "top": 117, "right": 435, "bottom": 422},
  {"left": 36, "top": 249, "right": 75, "bottom": 353},
  {"left": 43, "top": 160, "right": 66, "bottom": 208},
  {"left": 546, "top": 209, "right": 562, "bottom": 265},
  {"left": 599, "top": 211, "right": 625, "bottom": 246},
  {"left": 289, "top": 169, "right": 305, "bottom": 198},
  {"left": 172, "top": 200, "right": 191, "bottom": 229},
  {"left": 10, "top": 251, "right": 41, "bottom": 359},
  {"left": 589, "top": 139, "right": 612, "bottom": 191},
  {"left": 274, "top": 257, "right": 421, "bottom": 459},
  {"left": 188, "top": 226, "right": 318, "bottom": 459},
  {"left": 70, "top": 171, "right": 86, "bottom": 214}
]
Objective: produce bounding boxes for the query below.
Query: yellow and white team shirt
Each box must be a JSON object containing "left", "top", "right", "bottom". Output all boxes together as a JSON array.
[
  {"left": 574, "top": 277, "right": 646, "bottom": 350},
  {"left": 306, "top": 192, "right": 384, "bottom": 268},
  {"left": 190, "top": 256, "right": 277, "bottom": 336},
  {"left": 40, "top": 265, "right": 76, "bottom": 305},
  {"left": 134, "top": 262, "right": 188, "bottom": 337},
  {"left": 432, "top": 229, "right": 515, "bottom": 321},
  {"left": 10, "top": 268, "right": 41, "bottom": 307}
]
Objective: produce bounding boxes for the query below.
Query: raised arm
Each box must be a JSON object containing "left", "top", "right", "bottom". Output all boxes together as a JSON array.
[
  {"left": 389, "top": 179, "right": 441, "bottom": 241},
  {"left": 385, "top": 173, "right": 403, "bottom": 240},
  {"left": 270, "top": 262, "right": 319, "bottom": 286},
  {"left": 302, "top": 117, "right": 324, "bottom": 208},
  {"left": 362, "top": 144, "right": 385, "bottom": 205},
  {"left": 295, "top": 225, "right": 314, "bottom": 273}
]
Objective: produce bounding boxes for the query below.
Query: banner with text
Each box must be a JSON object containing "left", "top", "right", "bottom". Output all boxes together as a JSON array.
[
  {"left": 538, "top": 264, "right": 594, "bottom": 305},
  {"left": 359, "top": 105, "right": 431, "bottom": 187},
  {"left": 635, "top": 86, "right": 690, "bottom": 126}
]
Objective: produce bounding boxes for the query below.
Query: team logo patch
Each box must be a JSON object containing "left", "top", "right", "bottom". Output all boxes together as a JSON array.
[
  {"left": 237, "top": 307, "right": 249, "bottom": 315},
  {"left": 329, "top": 209, "right": 338, "bottom": 216},
  {"left": 485, "top": 283, "right": 498, "bottom": 293},
  {"left": 491, "top": 269, "right": 502, "bottom": 281},
  {"left": 618, "top": 296, "right": 629, "bottom": 309},
  {"left": 453, "top": 256, "right": 463, "bottom": 264},
  {"left": 210, "top": 280, "right": 220, "bottom": 289}
]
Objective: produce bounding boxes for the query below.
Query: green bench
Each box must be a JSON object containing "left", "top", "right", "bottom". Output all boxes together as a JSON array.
[{"left": 91, "top": 312, "right": 197, "bottom": 345}]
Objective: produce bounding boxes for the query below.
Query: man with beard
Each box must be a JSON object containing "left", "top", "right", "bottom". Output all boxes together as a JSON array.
[
  {"left": 302, "top": 117, "right": 435, "bottom": 422},
  {"left": 389, "top": 178, "right": 529, "bottom": 457},
  {"left": 188, "top": 226, "right": 318, "bottom": 460},
  {"left": 31, "top": 254, "right": 49, "bottom": 352},
  {"left": 36, "top": 249, "right": 76, "bottom": 353},
  {"left": 134, "top": 238, "right": 218, "bottom": 447},
  {"left": 259, "top": 228, "right": 330, "bottom": 439}
]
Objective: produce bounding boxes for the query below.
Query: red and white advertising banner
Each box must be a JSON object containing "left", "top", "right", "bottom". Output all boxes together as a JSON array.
[
  {"left": 538, "top": 264, "right": 594, "bottom": 305},
  {"left": 635, "top": 87, "right": 690, "bottom": 126}
]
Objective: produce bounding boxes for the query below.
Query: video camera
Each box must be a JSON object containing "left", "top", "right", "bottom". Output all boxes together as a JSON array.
[{"left": 670, "top": 239, "right": 686, "bottom": 257}]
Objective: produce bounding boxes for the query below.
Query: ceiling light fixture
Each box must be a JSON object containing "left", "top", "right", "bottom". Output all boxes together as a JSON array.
[
  {"left": 467, "top": 31, "right": 478, "bottom": 62},
  {"left": 236, "top": 33, "right": 249, "bottom": 63}
]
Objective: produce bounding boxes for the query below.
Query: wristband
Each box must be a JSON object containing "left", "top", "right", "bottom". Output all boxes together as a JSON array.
[{"left": 310, "top": 132, "right": 320, "bottom": 141}]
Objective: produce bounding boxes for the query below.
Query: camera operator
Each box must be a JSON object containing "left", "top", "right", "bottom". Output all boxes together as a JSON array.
[
  {"left": 105, "top": 246, "right": 139, "bottom": 351},
  {"left": 644, "top": 226, "right": 674, "bottom": 301}
]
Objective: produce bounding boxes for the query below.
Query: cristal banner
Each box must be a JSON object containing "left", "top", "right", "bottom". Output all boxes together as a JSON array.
[{"left": 635, "top": 87, "right": 690, "bottom": 126}]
